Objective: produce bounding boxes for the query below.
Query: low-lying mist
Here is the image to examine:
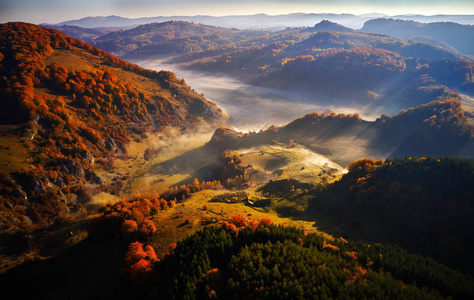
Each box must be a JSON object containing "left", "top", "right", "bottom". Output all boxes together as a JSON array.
[
  {"left": 135, "top": 59, "right": 396, "bottom": 132},
  {"left": 130, "top": 125, "right": 220, "bottom": 193},
  {"left": 148, "top": 125, "right": 215, "bottom": 165}
]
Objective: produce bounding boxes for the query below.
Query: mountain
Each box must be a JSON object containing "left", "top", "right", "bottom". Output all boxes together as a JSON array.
[
  {"left": 46, "top": 13, "right": 367, "bottom": 30},
  {"left": 179, "top": 28, "right": 461, "bottom": 71},
  {"left": 47, "top": 19, "right": 473, "bottom": 112},
  {"left": 208, "top": 92, "right": 474, "bottom": 166},
  {"left": 2, "top": 16, "right": 474, "bottom": 300},
  {"left": 0, "top": 22, "right": 226, "bottom": 235},
  {"left": 51, "top": 15, "right": 151, "bottom": 28},
  {"left": 91, "top": 21, "right": 272, "bottom": 57},
  {"left": 360, "top": 18, "right": 474, "bottom": 55}
]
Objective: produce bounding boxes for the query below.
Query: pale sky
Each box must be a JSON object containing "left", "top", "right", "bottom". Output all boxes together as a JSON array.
[{"left": 1, "top": 0, "right": 473, "bottom": 24}]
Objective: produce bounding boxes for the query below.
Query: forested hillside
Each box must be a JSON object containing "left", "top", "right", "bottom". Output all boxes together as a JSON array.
[
  {"left": 310, "top": 156, "right": 474, "bottom": 275},
  {"left": 128, "top": 220, "right": 474, "bottom": 299},
  {"left": 92, "top": 21, "right": 272, "bottom": 57},
  {"left": 208, "top": 94, "right": 474, "bottom": 165},
  {"left": 0, "top": 22, "right": 225, "bottom": 236},
  {"left": 50, "top": 19, "right": 474, "bottom": 109},
  {"left": 167, "top": 22, "right": 473, "bottom": 105}
]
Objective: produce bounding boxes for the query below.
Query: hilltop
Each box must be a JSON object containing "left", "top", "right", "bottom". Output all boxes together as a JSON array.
[
  {"left": 301, "top": 20, "right": 356, "bottom": 33},
  {"left": 92, "top": 21, "right": 272, "bottom": 57}
]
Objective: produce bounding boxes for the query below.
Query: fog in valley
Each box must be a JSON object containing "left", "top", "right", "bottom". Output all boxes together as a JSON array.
[{"left": 136, "top": 59, "right": 394, "bottom": 132}]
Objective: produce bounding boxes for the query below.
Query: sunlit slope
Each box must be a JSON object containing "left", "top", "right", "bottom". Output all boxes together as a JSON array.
[
  {"left": 208, "top": 96, "right": 474, "bottom": 166},
  {"left": 0, "top": 22, "right": 226, "bottom": 231}
]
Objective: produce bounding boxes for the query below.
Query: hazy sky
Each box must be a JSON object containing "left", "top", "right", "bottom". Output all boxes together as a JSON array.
[{"left": 1, "top": 0, "right": 473, "bottom": 24}]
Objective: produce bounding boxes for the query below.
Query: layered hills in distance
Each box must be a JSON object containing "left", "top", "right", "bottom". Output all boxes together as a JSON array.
[
  {"left": 361, "top": 18, "right": 474, "bottom": 55},
  {"left": 54, "top": 19, "right": 473, "bottom": 116},
  {"left": 44, "top": 13, "right": 474, "bottom": 30},
  {"left": 1, "top": 12, "right": 474, "bottom": 300}
]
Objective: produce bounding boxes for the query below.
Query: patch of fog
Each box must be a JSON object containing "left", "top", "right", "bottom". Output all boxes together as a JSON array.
[
  {"left": 248, "top": 144, "right": 346, "bottom": 173},
  {"left": 292, "top": 147, "right": 345, "bottom": 172},
  {"left": 232, "top": 147, "right": 257, "bottom": 155},
  {"left": 129, "top": 125, "right": 221, "bottom": 192},
  {"left": 134, "top": 58, "right": 389, "bottom": 132},
  {"left": 88, "top": 192, "right": 122, "bottom": 210},
  {"left": 147, "top": 125, "right": 215, "bottom": 165},
  {"left": 460, "top": 93, "right": 474, "bottom": 112}
]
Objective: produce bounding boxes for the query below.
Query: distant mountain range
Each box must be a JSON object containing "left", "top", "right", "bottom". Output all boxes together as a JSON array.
[
  {"left": 42, "top": 13, "right": 474, "bottom": 31},
  {"left": 361, "top": 18, "right": 474, "bottom": 55},
  {"left": 44, "top": 16, "right": 474, "bottom": 58}
]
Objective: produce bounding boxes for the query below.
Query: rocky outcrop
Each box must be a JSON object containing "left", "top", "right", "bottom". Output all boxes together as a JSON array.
[
  {"left": 90, "top": 172, "right": 103, "bottom": 185},
  {"left": 105, "top": 137, "right": 117, "bottom": 152},
  {"left": 81, "top": 150, "right": 95, "bottom": 164},
  {"left": 65, "top": 159, "right": 85, "bottom": 178}
]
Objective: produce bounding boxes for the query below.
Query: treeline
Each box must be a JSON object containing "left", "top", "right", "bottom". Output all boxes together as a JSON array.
[
  {"left": 310, "top": 156, "right": 474, "bottom": 274},
  {"left": 160, "top": 178, "right": 223, "bottom": 201},
  {"left": 124, "top": 217, "right": 474, "bottom": 299}
]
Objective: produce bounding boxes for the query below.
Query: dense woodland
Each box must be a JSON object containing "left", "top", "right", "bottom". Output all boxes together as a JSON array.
[
  {"left": 310, "top": 156, "right": 474, "bottom": 275},
  {"left": 127, "top": 219, "right": 474, "bottom": 299},
  {"left": 165, "top": 22, "right": 473, "bottom": 100}
]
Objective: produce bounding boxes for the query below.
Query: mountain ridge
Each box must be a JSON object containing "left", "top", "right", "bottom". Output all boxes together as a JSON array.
[
  {"left": 360, "top": 18, "right": 474, "bottom": 55},
  {"left": 43, "top": 13, "right": 474, "bottom": 30}
]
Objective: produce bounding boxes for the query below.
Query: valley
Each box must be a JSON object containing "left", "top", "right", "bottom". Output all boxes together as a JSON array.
[{"left": 135, "top": 58, "right": 392, "bottom": 131}]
